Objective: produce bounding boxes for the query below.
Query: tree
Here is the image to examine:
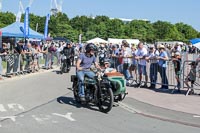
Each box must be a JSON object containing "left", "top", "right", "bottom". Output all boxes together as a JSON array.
[
  {"left": 0, "top": 12, "right": 15, "bottom": 28},
  {"left": 153, "top": 20, "right": 183, "bottom": 41},
  {"left": 175, "top": 22, "right": 199, "bottom": 40},
  {"left": 85, "top": 31, "right": 97, "bottom": 40},
  {"left": 125, "top": 20, "right": 155, "bottom": 42},
  {"left": 70, "top": 16, "right": 94, "bottom": 33},
  {"left": 106, "top": 19, "right": 124, "bottom": 39}
]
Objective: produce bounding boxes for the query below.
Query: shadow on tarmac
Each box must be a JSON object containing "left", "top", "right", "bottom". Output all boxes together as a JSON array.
[{"left": 56, "top": 96, "right": 100, "bottom": 112}]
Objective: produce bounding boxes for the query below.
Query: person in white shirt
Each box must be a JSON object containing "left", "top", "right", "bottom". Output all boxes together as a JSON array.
[
  {"left": 121, "top": 40, "right": 132, "bottom": 84},
  {"left": 135, "top": 42, "right": 148, "bottom": 88}
]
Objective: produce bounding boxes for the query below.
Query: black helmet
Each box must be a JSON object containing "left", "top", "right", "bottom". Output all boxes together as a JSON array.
[{"left": 85, "top": 43, "right": 95, "bottom": 52}]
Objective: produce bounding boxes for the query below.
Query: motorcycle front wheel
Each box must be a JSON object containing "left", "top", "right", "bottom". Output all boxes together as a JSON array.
[{"left": 98, "top": 87, "right": 114, "bottom": 113}]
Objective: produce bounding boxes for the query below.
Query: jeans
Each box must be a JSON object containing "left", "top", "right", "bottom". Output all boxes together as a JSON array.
[
  {"left": 77, "top": 70, "right": 96, "bottom": 96},
  {"left": 150, "top": 63, "right": 158, "bottom": 85},
  {"left": 117, "top": 64, "right": 123, "bottom": 73},
  {"left": 56, "top": 52, "right": 61, "bottom": 65},
  {"left": 158, "top": 65, "right": 169, "bottom": 89},
  {"left": 123, "top": 63, "right": 131, "bottom": 80}
]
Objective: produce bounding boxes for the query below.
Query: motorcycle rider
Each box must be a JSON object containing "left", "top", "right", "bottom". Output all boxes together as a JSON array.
[
  {"left": 61, "top": 43, "right": 73, "bottom": 72},
  {"left": 76, "top": 43, "right": 100, "bottom": 101}
]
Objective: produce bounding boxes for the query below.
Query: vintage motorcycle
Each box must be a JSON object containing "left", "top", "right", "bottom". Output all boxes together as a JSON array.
[
  {"left": 71, "top": 69, "right": 127, "bottom": 113},
  {"left": 71, "top": 69, "right": 114, "bottom": 113},
  {"left": 60, "top": 54, "right": 71, "bottom": 74}
]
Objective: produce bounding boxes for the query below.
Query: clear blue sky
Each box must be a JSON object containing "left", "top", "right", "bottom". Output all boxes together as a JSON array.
[{"left": 2, "top": 0, "right": 200, "bottom": 31}]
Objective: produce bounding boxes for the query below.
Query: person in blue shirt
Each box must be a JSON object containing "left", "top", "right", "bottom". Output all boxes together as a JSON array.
[
  {"left": 76, "top": 43, "right": 100, "bottom": 101},
  {"left": 156, "top": 45, "right": 169, "bottom": 90}
]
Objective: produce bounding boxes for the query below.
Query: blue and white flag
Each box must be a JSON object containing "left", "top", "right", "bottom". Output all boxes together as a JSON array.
[
  {"left": 44, "top": 14, "right": 50, "bottom": 39},
  {"left": 190, "top": 38, "right": 200, "bottom": 50},
  {"left": 24, "top": 7, "right": 30, "bottom": 38}
]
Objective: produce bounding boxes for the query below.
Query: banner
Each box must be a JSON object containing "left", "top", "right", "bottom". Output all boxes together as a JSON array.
[
  {"left": 79, "top": 34, "right": 82, "bottom": 44},
  {"left": 24, "top": 7, "right": 30, "bottom": 38},
  {"left": 5, "top": 55, "right": 14, "bottom": 67},
  {"left": 44, "top": 14, "right": 50, "bottom": 39}
]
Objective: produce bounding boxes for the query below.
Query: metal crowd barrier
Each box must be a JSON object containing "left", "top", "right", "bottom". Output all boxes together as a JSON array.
[
  {"left": 182, "top": 60, "right": 200, "bottom": 96},
  {"left": 1, "top": 53, "right": 43, "bottom": 77},
  {"left": 127, "top": 58, "right": 181, "bottom": 93}
]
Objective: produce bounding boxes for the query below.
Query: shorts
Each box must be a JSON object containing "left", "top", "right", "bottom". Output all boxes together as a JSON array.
[
  {"left": 138, "top": 64, "right": 147, "bottom": 75},
  {"left": 175, "top": 71, "right": 181, "bottom": 77},
  {"left": 187, "top": 78, "right": 195, "bottom": 84},
  {"left": 131, "top": 64, "right": 137, "bottom": 68}
]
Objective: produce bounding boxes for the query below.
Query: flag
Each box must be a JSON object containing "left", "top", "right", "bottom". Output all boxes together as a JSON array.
[
  {"left": 24, "top": 7, "right": 30, "bottom": 38},
  {"left": 79, "top": 34, "right": 82, "bottom": 44},
  {"left": 190, "top": 38, "right": 200, "bottom": 50},
  {"left": 44, "top": 14, "right": 50, "bottom": 39}
]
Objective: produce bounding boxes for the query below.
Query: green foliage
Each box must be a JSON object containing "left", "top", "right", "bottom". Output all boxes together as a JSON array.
[
  {"left": 0, "top": 12, "right": 15, "bottom": 28},
  {"left": 0, "top": 12, "right": 199, "bottom": 43}
]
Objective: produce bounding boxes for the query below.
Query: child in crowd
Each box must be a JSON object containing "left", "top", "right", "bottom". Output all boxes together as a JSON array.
[
  {"left": 102, "top": 58, "right": 117, "bottom": 73},
  {"left": 172, "top": 52, "right": 182, "bottom": 92},
  {"left": 184, "top": 61, "right": 197, "bottom": 95}
]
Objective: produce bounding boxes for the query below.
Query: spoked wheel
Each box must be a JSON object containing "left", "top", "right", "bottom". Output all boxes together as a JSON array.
[
  {"left": 73, "top": 82, "right": 81, "bottom": 103},
  {"left": 98, "top": 87, "right": 114, "bottom": 113}
]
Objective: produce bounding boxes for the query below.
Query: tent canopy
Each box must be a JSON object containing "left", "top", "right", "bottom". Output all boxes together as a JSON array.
[
  {"left": 190, "top": 38, "right": 200, "bottom": 50},
  {"left": 108, "top": 38, "right": 140, "bottom": 46},
  {"left": 0, "top": 22, "right": 43, "bottom": 39},
  {"left": 86, "top": 37, "right": 108, "bottom": 44}
]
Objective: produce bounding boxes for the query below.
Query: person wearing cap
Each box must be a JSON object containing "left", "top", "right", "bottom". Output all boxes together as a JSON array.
[
  {"left": 172, "top": 52, "right": 182, "bottom": 92},
  {"left": 102, "top": 58, "right": 117, "bottom": 73},
  {"left": 146, "top": 44, "right": 159, "bottom": 89},
  {"left": 110, "top": 44, "right": 119, "bottom": 69},
  {"left": 156, "top": 45, "right": 169, "bottom": 90}
]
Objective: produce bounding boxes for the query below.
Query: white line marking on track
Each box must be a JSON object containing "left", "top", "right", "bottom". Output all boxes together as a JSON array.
[
  {"left": 118, "top": 102, "right": 141, "bottom": 114},
  {"left": 7, "top": 104, "right": 25, "bottom": 111},
  {"left": 32, "top": 115, "right": 44, "bottom": 123},
  {"left": 52, "top": 113, "right": 76, "bottom": 121},
  {"left": 32, "top": 115, "right": 51, "bottom": 123},
  {"left": 0, "top": 116, "right": 17, "bottom": 122},
  {"left": 0, "top": 104, "right": 7, "bottom": 112},
  {"left": 193, "top": 115, "right": 200, "bottom": 118}
]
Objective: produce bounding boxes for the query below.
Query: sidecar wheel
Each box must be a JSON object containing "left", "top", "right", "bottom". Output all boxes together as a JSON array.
[{"left": 98, "top": 88, "right": 114, "bottom": 113}]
